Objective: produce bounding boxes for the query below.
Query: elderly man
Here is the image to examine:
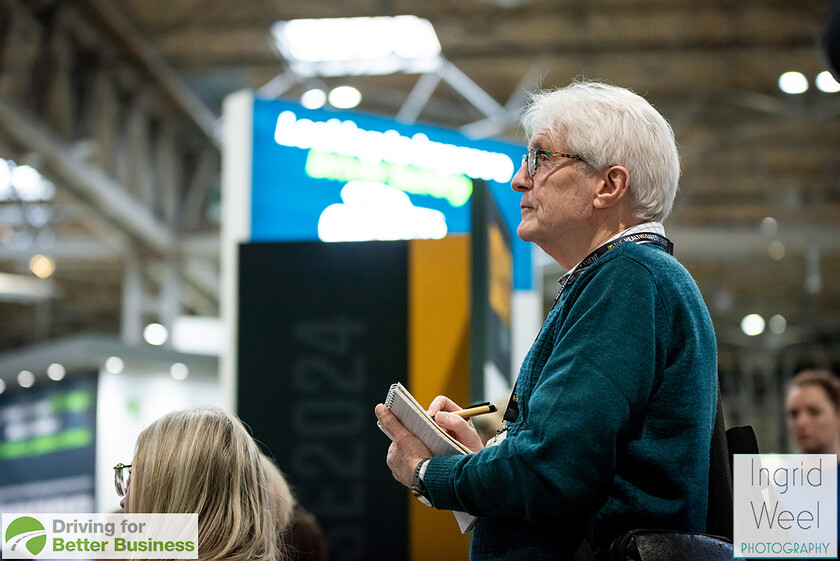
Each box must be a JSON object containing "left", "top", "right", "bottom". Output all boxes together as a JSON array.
[{"left": 375, "top": 81, "right": 717, "bottom": 560}]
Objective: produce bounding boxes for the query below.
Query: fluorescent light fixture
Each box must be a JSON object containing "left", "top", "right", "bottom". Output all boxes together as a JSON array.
[
  {"left": 816, "top": 70, "right": 840, "bottom": 93},
  {"left": 0, "top": 159, "right": 11, "bottom": 200},
  {"left": 271, "top": 15, "right": 442, "bottom": 77},
  {"left": 0, "top": 272, "right": 56, "bottom": 302},
  {"left": 328, "top": 85, "right": 362, "bottom": 109},
  {"left": 10, "top": 164, "right": 55, "bottom": 201},
  {"left": 172, "top": 315, "right": 225, "bottom": 356},
  {"left": 778, "top": 71, "right": 808, "bottom": 94}
]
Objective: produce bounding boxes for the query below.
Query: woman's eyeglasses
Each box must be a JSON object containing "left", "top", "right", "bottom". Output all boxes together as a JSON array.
[{"left": 113, "top": 463, "right": 131, "bottom": 497}]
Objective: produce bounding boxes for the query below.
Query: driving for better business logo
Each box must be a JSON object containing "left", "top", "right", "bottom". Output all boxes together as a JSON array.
[
  {"left": 4, "top": 516, "right": 47, "bottom": 556},
  {"left": 3, "top": 513, "right": 198, "bottom": 559}
]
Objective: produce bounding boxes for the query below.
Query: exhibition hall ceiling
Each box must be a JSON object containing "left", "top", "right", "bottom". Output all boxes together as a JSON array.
[{"left": 0, "top": 0, "right": 837, "bottom": 364}]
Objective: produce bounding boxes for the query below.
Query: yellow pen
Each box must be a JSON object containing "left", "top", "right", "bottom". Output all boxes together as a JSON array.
[{"left": 450, "top": 402, "right": 498, "bottom": 419}]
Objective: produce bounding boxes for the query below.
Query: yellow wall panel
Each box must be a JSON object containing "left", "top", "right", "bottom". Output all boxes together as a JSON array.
[{"left": 408, "top": 236, "right": 472, "bottom": 561}]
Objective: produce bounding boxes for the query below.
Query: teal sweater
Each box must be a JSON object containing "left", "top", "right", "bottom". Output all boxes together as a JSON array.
[{"left": 423, "top": 242, "right": 717, "bottom": 560}]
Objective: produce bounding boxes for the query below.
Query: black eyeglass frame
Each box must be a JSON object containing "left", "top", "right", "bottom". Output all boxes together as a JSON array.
[
  {"left": 113, "top": 463, "right": 131, "bottom": 497},
  {"left": 522, "top": 148, "right": 585, "bottom": 177}
]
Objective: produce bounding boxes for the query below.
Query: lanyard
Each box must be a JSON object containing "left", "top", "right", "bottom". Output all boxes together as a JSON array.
[
  {"left": 503, "top": 232, "right": 673, "bottom": 425},
  {"left": 551, "top": 232, "right": 673, "bottom": 309}
]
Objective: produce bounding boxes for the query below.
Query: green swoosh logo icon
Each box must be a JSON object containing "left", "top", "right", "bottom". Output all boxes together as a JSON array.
[{"left": 5, "top": 516, "right": 47, "bottom": 555}]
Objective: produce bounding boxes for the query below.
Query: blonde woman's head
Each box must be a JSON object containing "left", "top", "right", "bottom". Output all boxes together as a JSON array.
[
  {"left": 128, "top": 407, "right": 285, "bottom": 561},
  {"left": 260, "top": 453, "right": 295, "bottom": 531}
]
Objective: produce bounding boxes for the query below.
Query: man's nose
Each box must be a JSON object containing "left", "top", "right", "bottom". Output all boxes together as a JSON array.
[{"left": 511, "top": 164, "right": 532, "bottom": 192}]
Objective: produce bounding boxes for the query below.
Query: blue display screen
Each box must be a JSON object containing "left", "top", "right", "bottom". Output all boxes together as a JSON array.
[{"left": 250, "top": 98, "right": 531, "bottom": 289}]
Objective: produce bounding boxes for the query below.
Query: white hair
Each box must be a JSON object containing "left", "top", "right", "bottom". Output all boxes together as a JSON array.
[{"left": 521, "top": 80, "right": 680, "bottom": 222}]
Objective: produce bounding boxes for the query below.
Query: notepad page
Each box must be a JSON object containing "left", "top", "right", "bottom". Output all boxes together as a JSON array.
[
  {"left": 385, "top": 383, "right": 471, "bottom": 456},
  {"left": 383, "top": 382, "right": 478, "bottom": 533}
]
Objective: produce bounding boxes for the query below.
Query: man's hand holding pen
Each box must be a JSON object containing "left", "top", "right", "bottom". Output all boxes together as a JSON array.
[
  {"left": 427, "top": 396, "right": 490, "bottom": 454},
  {"left": 375, "top": 395, "right": 493, "bottom": 488}
]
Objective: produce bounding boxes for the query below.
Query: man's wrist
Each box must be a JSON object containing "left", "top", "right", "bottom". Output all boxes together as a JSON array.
[{"left": 411, "top": 459, "right": 431, "bottom": 507}]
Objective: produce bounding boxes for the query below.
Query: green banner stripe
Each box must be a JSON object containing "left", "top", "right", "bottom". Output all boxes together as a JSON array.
[{"left": 0, "top": 428, "right": 93, "bottom": 459}]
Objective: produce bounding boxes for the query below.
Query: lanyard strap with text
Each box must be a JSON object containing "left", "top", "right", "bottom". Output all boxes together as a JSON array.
[
  {"left": 504, "top": 231, "right": 674, "bottom": 425},
  {"left": 551, "top": 232, "right": 673, "bottom": 308}
]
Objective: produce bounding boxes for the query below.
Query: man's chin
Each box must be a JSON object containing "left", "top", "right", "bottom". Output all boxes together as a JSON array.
[{"left": 516, "top": 222, "right": 532, "bottom": 241}]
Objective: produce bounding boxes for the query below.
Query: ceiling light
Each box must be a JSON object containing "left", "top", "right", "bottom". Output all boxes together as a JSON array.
[
  {"left": 0, "top": 271, "right": 56, "bottom": 301},
  {"left": 300, "top": 88, "right": 327, "bottom": 109},
  {"left": 10, "top": 164, "right": 54, "bottom": 201},
  {"left": 171, "top": 315, "right": 225, "bottom": 356},
  {"left": 29, "top": 254, "right": 55, "bottom": 279},
  {"left": 778, "top": 71, "right": 808, "bottom": 94},
  {"left": 328, "top": 86, "right": 362, "bottom": 109},
  {"left": 0, "top": 159, "right": 11, "bottom": 200},
  {"left": 271, "top": 16, "right": 442, "bottom": 77},
  {"left": 47, "top": 363, "right": 66, "bottom": 381},
  {"left": 105, "top": 356, "right": 124, "bottom": 374},
  {"left": 170, "top": 362, "right": 189, "bottom": 380},
  {"left": 741, "top": 314, "right": 765, "bottom": 336},
  {"left": 815, "top": 70, "right": 840, "bottom": 93},
  {"left": 27, "top": 206, "right": 51, "bottom": 228},
  {"left": 143, "top": 323, "right": 168, "bottom": 346},
  {"left": 759, "top": 216, "right": 778, "bottom": 237},
  {"left": 768, "top": 314, "right": 786, "bottom": 335},
  {"left": 767, "top": 240, "right": 785, "bottom": 261},
  {"left": 18, "top": 369, "right": 34, "bottom": 388}
]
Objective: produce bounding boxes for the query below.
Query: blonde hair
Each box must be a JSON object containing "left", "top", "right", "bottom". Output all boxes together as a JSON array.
[
  {"left": 260, "top": 453, "right": 295, "bottom": 530},
  {"left": 130, "top": 407, "right": 285, "bottom": 561}
]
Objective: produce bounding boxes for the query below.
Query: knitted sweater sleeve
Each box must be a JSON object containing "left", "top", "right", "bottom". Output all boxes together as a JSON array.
[{"left": 422, "top": 255, "right": 665, "bottom": 524}]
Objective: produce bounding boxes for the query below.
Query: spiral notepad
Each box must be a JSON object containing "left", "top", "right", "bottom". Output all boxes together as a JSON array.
[{"left": 381, "top": 382, "right": 477, "bottom": 532}]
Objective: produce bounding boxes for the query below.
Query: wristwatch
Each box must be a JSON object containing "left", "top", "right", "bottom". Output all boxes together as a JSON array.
[{"left": 411, "top": 459, "right": 431, "bottom": 507}]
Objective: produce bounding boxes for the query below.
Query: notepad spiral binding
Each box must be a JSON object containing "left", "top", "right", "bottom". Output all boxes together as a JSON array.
[{"left": 384, "top": 383, "right": 398, "bottom": 408}]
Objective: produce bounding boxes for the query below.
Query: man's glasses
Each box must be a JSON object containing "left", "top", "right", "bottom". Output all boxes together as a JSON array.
[
  {"left": 522, "top": 148, "right": 585, "bottom": 177},
  {"left": 114, "top": 463, "right": 131, "bottom": 497}
]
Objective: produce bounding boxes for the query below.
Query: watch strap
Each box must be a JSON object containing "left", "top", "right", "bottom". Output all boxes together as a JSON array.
[{"left": 411, "top": 459, "right": 431, "bottom": 507}]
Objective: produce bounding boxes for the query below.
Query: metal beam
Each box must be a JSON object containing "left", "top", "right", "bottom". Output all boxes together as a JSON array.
[
  {"left": 439, "top": 59, "right": 507, "bottom": 122},
  {"left": 0, "top": 238, "right": 122, "bottom": 261},
  {"left": 0, "top": 95, "right": 218, "bottom": 303},
  {"left": 85, "top": 0, "right": 221, "bottom": 149},
  {"left": 397, "top": 72, "right": 442, "bottom": 124},
  {"left": 0, "top": 95, "right": 176, "bottom": 252},
  {"left": 459, "top": 56, "right": 551, "bottom": 138}
]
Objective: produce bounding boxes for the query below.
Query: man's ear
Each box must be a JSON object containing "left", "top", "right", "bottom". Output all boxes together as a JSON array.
[{"left": 593, "top": 166, "right": 630, "bottom": 209}]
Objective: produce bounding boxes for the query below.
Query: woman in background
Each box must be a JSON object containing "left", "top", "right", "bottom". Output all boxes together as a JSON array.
[
  {"left": 785, "top": 369, "right": 840, "bottom": 455},
  {"left": 261, "top": 454, "right": 329, "bottom": 561},
  {"left": 118, "top": 407, "right": 289, "bottom": 561}
]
